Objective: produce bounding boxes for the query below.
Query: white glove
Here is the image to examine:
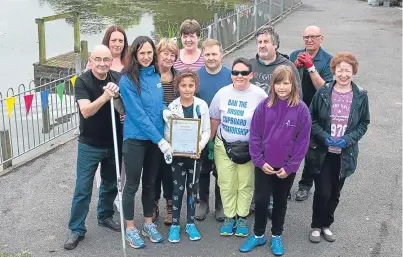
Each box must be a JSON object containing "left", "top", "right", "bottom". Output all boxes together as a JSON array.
[
  {"left": 158, "top": 139, "right": 173, "bottom": 164},
  {"left": 163, "top": 110, "right": 172, "bottom": 123}
]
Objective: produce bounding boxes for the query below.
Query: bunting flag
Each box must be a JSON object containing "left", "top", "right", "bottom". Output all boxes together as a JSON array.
[
  {"left": 70, "top": 75, "right": 77, "bottom": 87},
  {"left": 5, "top": 97, "right": 16, "bottom": 118},
  {"left": 24, "top": 94, "right": 34, "bottom": 115},
  {"left": 40, "top": 89, "right": 49, "bottom": 110},
  {"left": 56, "top": 82, "right": 65, "bottom": 103}
]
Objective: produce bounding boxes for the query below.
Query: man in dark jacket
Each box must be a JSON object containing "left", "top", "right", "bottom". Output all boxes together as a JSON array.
[
  {"left": 289, "top": 25, "right": 333, "bottom": 201},
  {"left": 248, "top": 25, "right": 301, "bottom": 219}
]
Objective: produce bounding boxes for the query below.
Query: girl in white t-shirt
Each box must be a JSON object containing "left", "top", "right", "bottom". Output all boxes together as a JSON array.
[{"left": 209, "top": 58, "right": 267, "bottom": 238}]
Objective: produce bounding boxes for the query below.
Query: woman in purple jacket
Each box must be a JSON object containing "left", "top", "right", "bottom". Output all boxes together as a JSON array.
[{"left": 240, "top": 65, "right": 311, "bottom": 256}]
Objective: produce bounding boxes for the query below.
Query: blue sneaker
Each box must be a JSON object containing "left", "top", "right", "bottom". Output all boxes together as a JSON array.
[
  {"left": 240, "top": 234, "right": 267, "bottom": 252},
  {"left": 271, "top": 235, "right": 284, "bottom": 256},
  {"left": 235, "top": 217, "right": 249, "bottom": 237},
  {"left": 220, "top": 218, "right": 236, "bottom": 236},
  {"left": 185, "top": 224, "right": 201, "bottom": 241},
  {"left": 126, "top": 228, "right": 145, "bottom": 249},
  {"left": 142, "top": 223, "right": 164, "bottom": 243},
  {"left": 168, "top": 225, "right": 180, "bottom": 243}
]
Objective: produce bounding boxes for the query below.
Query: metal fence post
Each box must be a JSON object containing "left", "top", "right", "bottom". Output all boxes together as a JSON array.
[
  {"left": 1, "top": 130, "right": 12, "bottom": 169},
  {"left": 253, "top": 0, "right": 258, "bottom": 31},
  {"left": 213, "top": 13, "right": 219, "bottom": 40},
  {"left": 268, "top": 0, "right": 272, "bottom": 22},
  {"left": 280, "top": 0, "right": 285, "bottom": 14},
  {"left": 236, "top": 8, "right": 240, "bottom": 46}
]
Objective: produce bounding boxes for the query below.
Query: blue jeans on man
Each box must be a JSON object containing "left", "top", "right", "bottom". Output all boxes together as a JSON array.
[{"left": 68, "top": 142, "right": 119, "bottom": 236}]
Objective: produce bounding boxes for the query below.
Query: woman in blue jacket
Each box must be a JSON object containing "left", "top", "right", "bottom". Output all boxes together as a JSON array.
[{"left": 119, "top": 36, "right": 173, "bottom": 249}]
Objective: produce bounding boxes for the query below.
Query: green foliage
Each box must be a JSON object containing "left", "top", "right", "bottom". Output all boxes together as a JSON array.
[
  {"left": 0, "top": 251, "right": 32, "bottom": 257},
  {"left": 154, "top": 21, "right": 207, "bottom": 49}
]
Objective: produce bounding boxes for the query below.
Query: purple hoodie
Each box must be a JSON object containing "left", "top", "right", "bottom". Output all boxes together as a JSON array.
[{"left": 249, "top": 97, "right": 311, "bottom": 174}]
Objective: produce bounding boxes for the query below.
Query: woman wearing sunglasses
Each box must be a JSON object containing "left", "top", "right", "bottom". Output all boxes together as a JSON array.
[{"left": 209, "top": 58, "right": 267, "bottom": 237}]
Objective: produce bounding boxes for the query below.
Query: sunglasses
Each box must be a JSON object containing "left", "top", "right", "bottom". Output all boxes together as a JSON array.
[{"left": 231, "top": 70, "right": 252, "bottom": 76}]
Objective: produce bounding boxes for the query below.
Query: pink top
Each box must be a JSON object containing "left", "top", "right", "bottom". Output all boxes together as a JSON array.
[
  {"left": 173, "top": 50, "right": 204, "bottom": 72},
  {"left": 328, "top": 89, "right": 353, "bottom": 154}
]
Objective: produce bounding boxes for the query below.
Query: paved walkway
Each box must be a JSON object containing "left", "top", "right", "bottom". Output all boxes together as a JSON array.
[{"left": 0, "top": 0, "right": 401, "bottom": 256}]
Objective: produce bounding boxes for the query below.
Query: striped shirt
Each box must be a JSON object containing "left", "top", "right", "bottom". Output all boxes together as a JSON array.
[
  {"left": 162, "top": 79, "right": 177, "bottom": 106},
  {"left": 173, "top": 50, "right": 205, "bottom": 72}
]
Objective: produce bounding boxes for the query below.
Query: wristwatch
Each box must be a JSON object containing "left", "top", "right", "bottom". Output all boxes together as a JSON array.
[{"left": 308, "top": 66, "right": 316, "bottom": 73}]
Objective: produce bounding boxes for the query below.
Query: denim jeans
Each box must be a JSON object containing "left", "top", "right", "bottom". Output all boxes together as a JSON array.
[{"left": 68, "top": 142, "right": 120, "bottom": 235}]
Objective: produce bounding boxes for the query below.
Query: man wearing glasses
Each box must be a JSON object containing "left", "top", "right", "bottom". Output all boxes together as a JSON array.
[
  {"left": 64, "top": 45, "right": 122, "bottom": 250},
  {"left": 289, "top": 25, "right": 333, "bottom": 202}
]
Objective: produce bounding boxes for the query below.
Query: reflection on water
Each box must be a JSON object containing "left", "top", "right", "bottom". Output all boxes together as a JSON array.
[
  {"left": 43, "top": 0, "right": 247, "bottom": 36},
  {"left": 0, "top": 0, "right": 247, "bottom": 91}
]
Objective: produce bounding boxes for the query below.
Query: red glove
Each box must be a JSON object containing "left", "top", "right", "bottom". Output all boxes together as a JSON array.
[
  {"left": 297, "top": 52, "right": 314, "bottom": 69},
  {"left": 293, "top": 58, "right": 304, "bottom": 68}
]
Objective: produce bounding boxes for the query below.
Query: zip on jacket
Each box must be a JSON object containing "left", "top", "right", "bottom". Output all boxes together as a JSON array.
[
  {"left": 164, "top": 96, "right": 211, "bottom": 151},
  {"left": 308, "top": 81, "right": 370, "bottom": 178},
  {"left": 119, "top": 65, "right": 167, "bottom": 144}
]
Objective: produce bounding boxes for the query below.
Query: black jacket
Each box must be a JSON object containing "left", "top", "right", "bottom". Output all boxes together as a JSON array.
[{"left": 305, "top": 81, "right": 370, "bottom": 178}]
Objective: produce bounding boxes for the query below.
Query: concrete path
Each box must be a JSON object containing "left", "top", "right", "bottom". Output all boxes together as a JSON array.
[{"left": 0, "top": 0, "right": 401, "bottom": 256}]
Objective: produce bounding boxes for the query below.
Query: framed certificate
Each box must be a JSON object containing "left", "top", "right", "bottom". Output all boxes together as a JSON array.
[{"left": 170, "top": 118, "right": 201, "bottom": 157}]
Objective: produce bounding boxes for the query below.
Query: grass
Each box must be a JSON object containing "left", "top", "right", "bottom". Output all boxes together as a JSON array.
[{"left": 0, "top": 251, "right": 32, "bottom": 257}]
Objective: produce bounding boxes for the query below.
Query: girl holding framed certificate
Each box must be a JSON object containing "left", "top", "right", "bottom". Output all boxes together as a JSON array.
[{"left": 163, "top": 69, "right": 211, "bottom": 243}]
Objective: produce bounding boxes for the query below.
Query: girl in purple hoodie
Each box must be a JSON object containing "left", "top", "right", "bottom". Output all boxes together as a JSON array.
[{"left": 240, "top": 65, "right": 311, "bottom": 256}]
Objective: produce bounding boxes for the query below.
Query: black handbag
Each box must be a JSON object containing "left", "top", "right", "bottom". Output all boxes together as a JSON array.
[{"left": 220, "top": 129, "right": 251, "bottom": 164}]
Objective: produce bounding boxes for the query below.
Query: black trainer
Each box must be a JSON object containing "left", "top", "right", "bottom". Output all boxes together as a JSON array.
[
  {"left": 98, "top": 217, "right": 120, "bottom": 231},
  {"left": 64, "top": 233, "right": 84, "bottom": 250},
  {"left": 295, "top": 188, "right": 309, "bottom": 201}
]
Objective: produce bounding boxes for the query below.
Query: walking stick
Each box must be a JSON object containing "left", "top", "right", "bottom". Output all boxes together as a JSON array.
[{"left": 110, "top": 99, "right": 127, "bottom": 256}]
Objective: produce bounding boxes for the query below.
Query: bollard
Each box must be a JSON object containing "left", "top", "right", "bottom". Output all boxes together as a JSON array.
[
  {"left": 0, "top": 130, "right": 12, "bottom": 169},
  {"left": 80, "top": 40, "right": 88, "bottom": 70},
  {"left": 42, "top": 106, "right": 50, "bottom": 134}
]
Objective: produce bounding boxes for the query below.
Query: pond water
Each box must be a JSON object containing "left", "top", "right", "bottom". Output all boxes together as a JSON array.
[{"left": 0, "top": 0, "right": 248, "bottom": 93}]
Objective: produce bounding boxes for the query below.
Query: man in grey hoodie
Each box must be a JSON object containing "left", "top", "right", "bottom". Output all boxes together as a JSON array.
[
  {"left": 250, "top": 25, "right": 301, "bottom": 94},
  {"left": 249, "top": 25, "right": 301, "bottom": 219}
]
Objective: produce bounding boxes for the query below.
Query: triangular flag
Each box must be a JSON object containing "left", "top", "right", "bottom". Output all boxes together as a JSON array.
[
  {"left": 40, "top": 89, "right": 49, "bottom": 110},
  {"left": 24, "top": 94, "right": 34, "bottom": 115},
  {"left": 56, "top": 82, "right": 65, "bottom": 103},
  {"left": 70, "top": 75, "right": 77, "bottom": 87},
  {"left": 5, "top": 97, "right": 16, "bottom": 118}
]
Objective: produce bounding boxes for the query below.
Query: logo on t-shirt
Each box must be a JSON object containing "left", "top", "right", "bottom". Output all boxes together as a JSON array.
[
  {"left": 285, "top": 120, "right": 296, "bottom": 127},
  {"left": 156, "top": 83, "right": 162, "bottom": 88}
]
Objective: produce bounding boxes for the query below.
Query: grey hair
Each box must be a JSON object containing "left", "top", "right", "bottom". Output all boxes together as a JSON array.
[{"left": 255, "top": 25, "right": 280, "bottom": 50}]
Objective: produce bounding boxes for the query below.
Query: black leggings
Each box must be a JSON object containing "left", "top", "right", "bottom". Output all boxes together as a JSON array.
[
  {"left": 122, "top": 139, "right": 161, "bottom": 220},
  {"left": 171, "top": 157, "right": 201, "bottom": 225},
  {"left": 154, "top": 156, "right": 173, "bottom": 202},
  {"left": 254, "top": 167, "right": 296, "bottom": 236}
]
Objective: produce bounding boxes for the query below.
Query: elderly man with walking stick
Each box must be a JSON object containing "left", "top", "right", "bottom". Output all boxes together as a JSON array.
[{"left": 64, "top": 45, "right": 124, "bottom": 250}]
